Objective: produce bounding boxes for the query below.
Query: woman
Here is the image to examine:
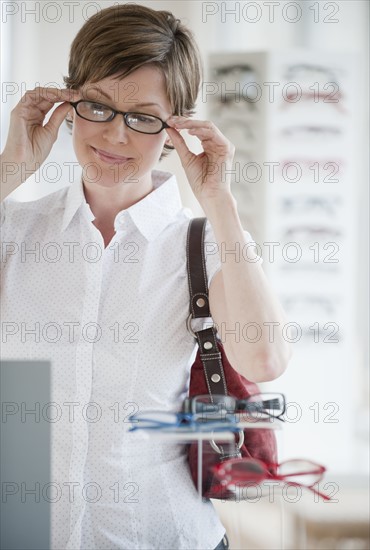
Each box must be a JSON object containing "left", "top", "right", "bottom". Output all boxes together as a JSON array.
[{"left": 0, "top": 4, "right": 291, "bottom": 549}]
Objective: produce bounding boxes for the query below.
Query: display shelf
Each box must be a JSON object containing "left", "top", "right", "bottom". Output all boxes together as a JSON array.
[{"left": 129, "top": 419, "right": 285, "bottom": 549}]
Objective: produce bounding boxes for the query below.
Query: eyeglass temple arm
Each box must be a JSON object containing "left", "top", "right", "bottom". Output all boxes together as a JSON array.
[
  {"left": 234, "top": 465, "right": 331, "bottom": 501},
  {"left": 298, "top": 483, "right": 331, "bottom": 501},
  {"left": 236, "top": 398, "right": 283, "bottom": 411}
]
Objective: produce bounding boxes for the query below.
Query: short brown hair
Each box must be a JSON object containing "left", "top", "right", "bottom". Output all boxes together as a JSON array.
[{"left": 64, "top": 3, "right": 203, "bottom": 159}]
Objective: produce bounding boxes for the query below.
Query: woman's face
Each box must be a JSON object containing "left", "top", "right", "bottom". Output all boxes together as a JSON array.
[{"left": 70, "top": 65, "right": 173, "bottom": 189}]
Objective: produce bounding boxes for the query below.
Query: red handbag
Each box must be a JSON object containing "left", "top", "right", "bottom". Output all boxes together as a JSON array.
[{"left": 185, "top": 217, "right": 278, "bottom": 500}]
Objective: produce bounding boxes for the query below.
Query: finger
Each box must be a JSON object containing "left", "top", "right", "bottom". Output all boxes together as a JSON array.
[
  {"left": 33, "top": 87, "right": 81, "bottom": 100},
  {"left": 168, "top": 117, "right": 229, "bottom": 144},
  {"left": 187, "top": 127, "right": 216, "bottom": 141},
  {"left": 25, "top": 87, "right": 81, "bottom": 105},
  {"left": 16, "top": 89, "right": 81, "bottom": 124},
  {"left": 14, "top": 99, "right": 65, "bottom": 126},
  {"left": 165, "top": 127, "right": 195, "bottom": 164},
  {"left": 44, "top": 102, "right": 73, "bottom": 135},
  {"left": 168, "top": 117, "right": 214, "bottom": 131},
  {"left": 187, "top": 127, "right": 233, "bottom": 153}
]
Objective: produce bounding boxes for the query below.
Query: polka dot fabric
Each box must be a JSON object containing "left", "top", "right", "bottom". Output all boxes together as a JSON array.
[{"left": 0, "top": 170, "right": 258, "bottom": 549}]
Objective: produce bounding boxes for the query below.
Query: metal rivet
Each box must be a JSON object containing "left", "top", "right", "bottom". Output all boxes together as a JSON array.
[
  {"left": 203, "top": 341, "right": 213, "bottom": 350},
  {"left": 211, "top": 374, "right": 221, "bottom": 383},
  {"left": 196, "top": 298, "right": 206, "bottom": 308}
]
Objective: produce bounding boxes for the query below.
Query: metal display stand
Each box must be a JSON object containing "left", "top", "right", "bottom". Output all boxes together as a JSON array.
[{"left": 130, "top": 421, "right": 284, "bottom": 550}]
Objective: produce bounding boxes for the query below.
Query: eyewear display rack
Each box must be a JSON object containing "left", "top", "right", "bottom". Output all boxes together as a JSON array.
[
  {"left": 207, "top": 50, "right": 360, "bottom": 470},
  {"left": 130, "top": 420, "right": 284, "bottom": 550}
]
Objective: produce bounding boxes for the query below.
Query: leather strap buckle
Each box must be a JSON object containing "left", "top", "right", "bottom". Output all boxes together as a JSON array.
[
  {"left": 209, "top": 430, "right": 245, "bottom": 454},
  {"left": 186, "top": 313, "right": 217, "bottom": 339}
]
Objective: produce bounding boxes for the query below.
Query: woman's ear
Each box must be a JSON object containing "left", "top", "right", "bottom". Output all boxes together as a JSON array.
[
  {"left": 65, "top": 109, "right": 74, "bottom": 134},
  {"left": 164, "top": 135, "right": 173, "bottom": 147},
  {"left": 65, "top": 109, "right": 74, "bottom": 123}
]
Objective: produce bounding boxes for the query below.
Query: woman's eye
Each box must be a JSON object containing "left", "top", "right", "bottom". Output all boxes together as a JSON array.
[
  {"left": 93, "top": 103, "right": 106, "bottom": 110},
  {"left": 88, "top": 102, "right": 110, "bottom": 114},
  {"left": 134, "top": 114, "right": 156, "bottom": 123}
]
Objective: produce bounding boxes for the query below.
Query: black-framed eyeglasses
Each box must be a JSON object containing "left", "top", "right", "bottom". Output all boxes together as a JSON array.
[
  {"left": 69, "top": 100, "right": 170, "bottom": 135},
  {"left": 182, "top": 393, "right": 286, "bottom": 422}
]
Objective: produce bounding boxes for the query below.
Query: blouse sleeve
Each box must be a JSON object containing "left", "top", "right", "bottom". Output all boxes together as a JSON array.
[{"left": 203, "top": 218, "right": 263, "bottom": 289}]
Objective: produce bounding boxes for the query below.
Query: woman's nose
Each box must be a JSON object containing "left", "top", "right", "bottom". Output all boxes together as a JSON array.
[{"left": 102, "top": 113, "right": 130, "bottom": 144}]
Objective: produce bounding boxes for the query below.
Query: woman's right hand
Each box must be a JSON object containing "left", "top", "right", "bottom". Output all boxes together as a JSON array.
[{"left": 1, "top": 87, "right": 80, "bottom": 190}]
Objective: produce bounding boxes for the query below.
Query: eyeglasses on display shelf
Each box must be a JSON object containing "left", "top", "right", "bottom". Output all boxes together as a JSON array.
[
  {"left": 279, "top": 90, "right": 347, "bottom": 114},
  {"left": 283, "top": 63, "right": 340, "bottom": 85},
  {"left": 212, "top": 63, "right": 256, "bottom": 80},
  {"left": 69, "top": 100, "right": 170, "bottom": 134},
  {"left": 128, "top": 410, "right": 244, "bottom": 434},
  {"left": 211, "top": 458, "right": 331, "bottom": 501},
  {"left": 282, "top": 225, "right": 342, "bottom": 242},
  {"left": 280, "top": 195, "right": 342, "bottom": 217},
  {"left": 280, "top": 125, "right": 342, "bottom": 141},
  {"left": 281, "top": 294, "right": 339, "bottom": 315},
  {"left": 211, "top": 63, "right": 259, "bottom": 101},
  {"left": 182, "top": 393, "right": 286, "bottom": 422}
]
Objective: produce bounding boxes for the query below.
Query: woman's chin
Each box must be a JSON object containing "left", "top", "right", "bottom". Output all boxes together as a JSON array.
[{"left": 82, "top": 166, "right": 141, "bottom": 188}]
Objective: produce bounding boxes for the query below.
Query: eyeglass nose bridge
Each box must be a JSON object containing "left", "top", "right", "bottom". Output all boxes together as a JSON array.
[
  {"left": 101, "top": 110, "right": 133, "bottom": 140},
  {"left": 113, "top": 110, "right": 132, "bottom": 127}
]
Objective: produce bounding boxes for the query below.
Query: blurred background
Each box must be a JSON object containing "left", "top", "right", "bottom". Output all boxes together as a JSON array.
[{"left": 1, "top": 1, "right": 369, "bottom": 548}]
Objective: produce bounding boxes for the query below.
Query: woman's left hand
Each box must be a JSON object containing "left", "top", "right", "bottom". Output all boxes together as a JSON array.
[{"left": 165, "top": 116, "right": 235, "bottom": 206}]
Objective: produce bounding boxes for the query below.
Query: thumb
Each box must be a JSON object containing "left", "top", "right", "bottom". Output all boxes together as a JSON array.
[
  {"left": 165, "top": 127, "right": 193, "bottom": 166},
  {"left": 44, "top": 101, "right": 72, "bottom": 138}
]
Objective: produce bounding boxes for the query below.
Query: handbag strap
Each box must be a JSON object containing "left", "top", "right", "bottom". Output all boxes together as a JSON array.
[{"left": 186, "top": 217, "right": 228, "bottom": 397}]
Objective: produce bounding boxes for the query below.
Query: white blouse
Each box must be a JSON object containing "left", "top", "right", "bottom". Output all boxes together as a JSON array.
[{"left": 0, "top": 170, "right": 255, "bottom": 549}]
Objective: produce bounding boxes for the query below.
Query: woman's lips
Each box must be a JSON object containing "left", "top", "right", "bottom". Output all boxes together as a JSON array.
[{"left": 92, "top": 147, "right": 133, "bottom": 165}]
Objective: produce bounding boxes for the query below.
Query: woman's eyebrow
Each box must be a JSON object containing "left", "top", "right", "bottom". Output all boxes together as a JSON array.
[
  {"left": 132, "top": 102, "right": 162, "bottom": 108},
  {"left": 82, "top": 87, "right": 163, "bottom": 109}
]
